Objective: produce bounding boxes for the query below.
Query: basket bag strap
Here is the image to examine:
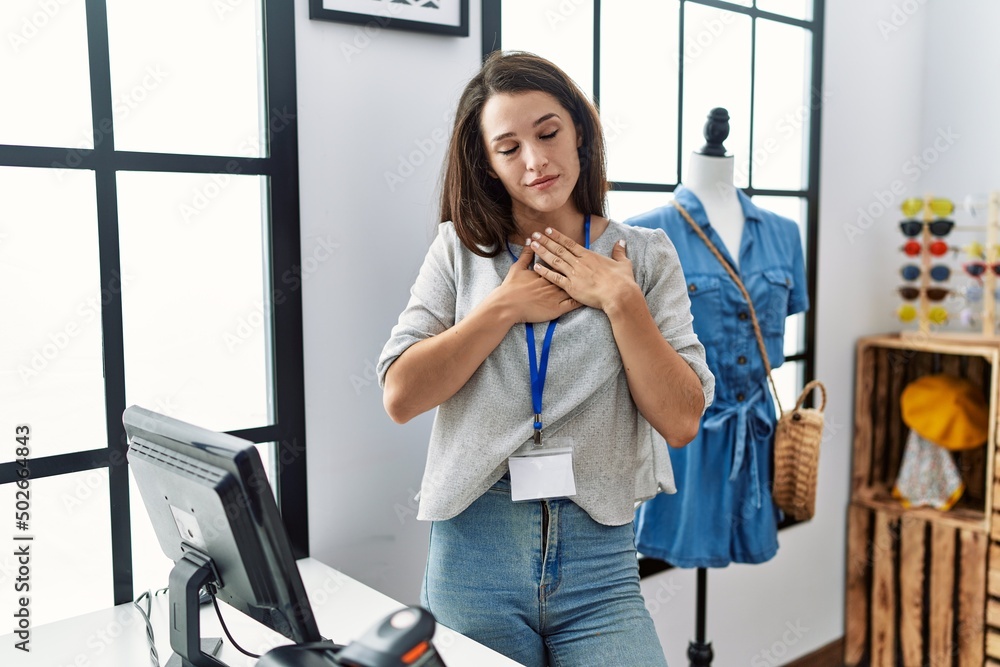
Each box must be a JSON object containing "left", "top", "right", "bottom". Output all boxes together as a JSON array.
[{"left": 672, "top": 199, "right": 828, "bottom": 415}]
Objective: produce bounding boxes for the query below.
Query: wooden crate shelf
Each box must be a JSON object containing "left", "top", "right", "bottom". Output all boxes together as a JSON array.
[
  {"left": 846, "top": 334, "right": 1000, "bottom": 666},
  {"left": 853, "top": 485, "right": 987, "bottom": 532}
]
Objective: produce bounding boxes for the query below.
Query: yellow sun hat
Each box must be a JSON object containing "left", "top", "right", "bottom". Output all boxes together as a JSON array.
[{"left": 900, "top": 374, "right": 989, "bottom": 451}]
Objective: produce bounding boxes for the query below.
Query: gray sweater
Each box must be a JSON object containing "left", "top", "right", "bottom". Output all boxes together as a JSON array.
[{"left": 377, "top": 220, "right": 714, "bottom": 526}]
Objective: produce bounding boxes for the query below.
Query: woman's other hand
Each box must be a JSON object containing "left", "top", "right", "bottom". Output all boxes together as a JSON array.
[
  {"left": 529, "top": 228, "right": 639, "bottom": 314},
  {"left": 494, "top": 239, "right": 582, "bottom": 324}
]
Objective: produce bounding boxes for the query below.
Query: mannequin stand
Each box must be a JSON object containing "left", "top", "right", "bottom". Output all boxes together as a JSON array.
[
  {"left": 687, "top": 568, "right": 713, "bottom": 666},
  {"left": 683, "top": 107, "right": 734, "bottom": 667}
]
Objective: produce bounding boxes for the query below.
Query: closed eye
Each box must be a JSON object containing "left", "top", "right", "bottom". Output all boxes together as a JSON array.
[
  {"left": 541, "top": 130, "right": 558, "bottom": 140},
  {"left": 498, "top": 145, "right": 518, "bottom": 156}
]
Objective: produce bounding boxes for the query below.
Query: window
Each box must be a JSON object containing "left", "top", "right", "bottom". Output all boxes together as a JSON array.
[
  {"left": 483, "top": 0, "right": 824, "bottom": 412},
  {"left": 0, "top": 0, "right": 307, "bottom": 625}
]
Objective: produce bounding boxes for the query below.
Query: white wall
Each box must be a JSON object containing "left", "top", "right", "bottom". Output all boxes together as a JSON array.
[
  {"left": 294, "top": 0, "right": 482, "bottom": 602},
  {"left": 294, "top": 0, "right": 970, "bottom": 664},
  {"left": 918, "top": 0, "right": 1000, "bottom": 197}
]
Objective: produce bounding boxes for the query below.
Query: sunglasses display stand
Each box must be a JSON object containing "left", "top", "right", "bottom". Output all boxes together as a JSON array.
[{"left": 901, "top": 192, "right": 1000, "bottom": 342}]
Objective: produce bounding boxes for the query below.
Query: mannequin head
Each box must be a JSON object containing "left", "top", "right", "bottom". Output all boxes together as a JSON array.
[{"left": 699, "top": 107, "right": 731, "bottom": 157}]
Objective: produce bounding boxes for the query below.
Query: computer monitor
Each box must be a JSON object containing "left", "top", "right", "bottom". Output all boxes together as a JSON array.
[{"left": 124, "top": 405, "right": 323, "bottom": 667}]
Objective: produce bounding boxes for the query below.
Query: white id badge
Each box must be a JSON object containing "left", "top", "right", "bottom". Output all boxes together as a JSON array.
[{"left": 508, "top": 437, "right": 577, "bottom": 502}]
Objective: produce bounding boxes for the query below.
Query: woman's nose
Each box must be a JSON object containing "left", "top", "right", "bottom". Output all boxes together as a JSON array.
[{"left": 522, "top": 142, "right": 549, "bottom": 171}]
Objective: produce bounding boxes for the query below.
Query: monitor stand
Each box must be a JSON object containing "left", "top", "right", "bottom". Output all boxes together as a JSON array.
[{"left": 167, "top": 551, "right": 226, "bottom": 667}]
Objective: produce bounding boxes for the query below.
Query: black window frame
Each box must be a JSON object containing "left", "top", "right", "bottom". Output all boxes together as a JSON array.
[
  {"left": 482, "top": 0, "right": 826, "bottom": 574},
  {"left": 0, "top": 0, "right": 308, "bottom": 606}
]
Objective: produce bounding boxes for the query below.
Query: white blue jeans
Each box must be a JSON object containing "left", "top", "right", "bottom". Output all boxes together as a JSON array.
[{"left": 421, "top": 475, "right": 668, "bottom": 667}]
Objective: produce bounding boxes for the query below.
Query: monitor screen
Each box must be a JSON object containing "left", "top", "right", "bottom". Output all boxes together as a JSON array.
[{"left": 124, "top": 405, "right": 322, "bottom": 656}]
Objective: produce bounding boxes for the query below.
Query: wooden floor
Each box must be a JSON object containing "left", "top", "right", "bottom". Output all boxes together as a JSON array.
[{"left": 784, "top": 638, "right": 843, "bottom": 666}]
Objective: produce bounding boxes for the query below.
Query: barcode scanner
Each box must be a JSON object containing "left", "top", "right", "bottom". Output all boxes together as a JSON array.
[
  {"left": 337, "top": 607, "right": 445, "bottom": 667},
  {"left": 257, "top": 606, "right": 446, "bottom": 667}
]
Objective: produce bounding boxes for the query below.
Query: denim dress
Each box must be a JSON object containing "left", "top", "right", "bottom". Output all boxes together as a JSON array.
[{"left": 628, "top": 186, "right": 809, "bottom": 568}]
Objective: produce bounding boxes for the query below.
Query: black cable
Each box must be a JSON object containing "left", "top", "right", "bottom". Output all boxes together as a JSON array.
[
  {"left": 132, "top": 590, "right": 160, "bottom": 667},
  {"left": 210, "top": 591, "right": 261, "bottom": 659}
]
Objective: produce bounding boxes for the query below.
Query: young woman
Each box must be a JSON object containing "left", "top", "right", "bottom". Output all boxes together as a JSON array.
[{"left": 377, "top": 51, "right": 714, "bottom": 667}]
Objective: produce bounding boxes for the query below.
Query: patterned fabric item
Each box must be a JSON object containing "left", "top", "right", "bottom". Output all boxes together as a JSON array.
[{"left": 892, "top": 430, "right": 965, "bottom": 511}]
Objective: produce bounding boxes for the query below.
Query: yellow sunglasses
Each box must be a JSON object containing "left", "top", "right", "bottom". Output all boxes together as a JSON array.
[
  {"left": 901, "top": 197, "right": 954, "bottom": 218},
  {"left": 897, "top": 303, "right": 948, "bottom": 324}
]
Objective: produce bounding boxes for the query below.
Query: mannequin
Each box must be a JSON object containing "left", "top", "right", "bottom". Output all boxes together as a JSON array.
[
  {"left": 627, "top": 108, "right": 810, "bottom": 667},
  {"left": 684, "top": 108, "right": 744, "bottom": 266}
]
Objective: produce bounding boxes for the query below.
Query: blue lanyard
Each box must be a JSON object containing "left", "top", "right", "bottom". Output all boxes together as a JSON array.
[{"left": 507, "top": 215, "right": 591, "bottom": 443}]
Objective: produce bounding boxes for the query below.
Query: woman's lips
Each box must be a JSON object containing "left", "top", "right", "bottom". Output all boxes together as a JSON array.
[{"left": 528, "top": 175, "right": 559, "bottom": 190}]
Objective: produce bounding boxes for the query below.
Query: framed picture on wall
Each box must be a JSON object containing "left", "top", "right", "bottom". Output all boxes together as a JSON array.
[{"left": 309, "top": 0, "right": 469, "bottom": 37}]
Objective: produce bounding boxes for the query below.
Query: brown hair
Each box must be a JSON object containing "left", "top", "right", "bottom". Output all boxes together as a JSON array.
[{"left": 439, "top": 51, "right": 608, "bottom": 258}]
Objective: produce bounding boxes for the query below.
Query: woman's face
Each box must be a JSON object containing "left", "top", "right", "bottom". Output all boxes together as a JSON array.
[{"left": 480, "top": 90, "right": 583, "bottom": 221}]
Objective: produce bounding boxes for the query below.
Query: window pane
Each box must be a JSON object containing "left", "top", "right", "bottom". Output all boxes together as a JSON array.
[
  {"left": 751, "top": 20, "right": 811, "bottom": 190},
  {"left": 681, "top": 5, "right": 752, "bottom": 188},
  {"left": 607, "top": 190, "right": 673, "bottom": 223},
  {"left": 783, "top": 312, "right": 805, "bottom": 357},
  {"left": 755, "top": 0, "right": 813, "bottom": 21},
  {"left": 601, "top": 0, "right": 679, "bottom": 184},
  {"left": 106, "top": 0, "right": 265, "bottom": 157},
  {"left": 129, "top": 466, "right": 174, "bottom": 595},
  {"left": 0, "top": 167, "right": 108, "bottom": 459},
  {"left": 0, "top": 1, "right": 93, "bottom": 148},
  {"left": 0, "top": 470, "right": 114, "bottom": 627},
  {"left": 117, "top": 171, "right": 272, "bottom": 432},
  {"left": 771, "top": 359, "right": 802, "bottom": 413},
  {"left": 501, "top": 0, "right": 594, "bottom": 100},
  {"left": 750, "top": 195, "right": 805, "bottom": 226}
]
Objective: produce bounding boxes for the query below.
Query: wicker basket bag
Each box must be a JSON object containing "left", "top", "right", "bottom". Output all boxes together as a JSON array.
[
  {"left": 772, "top": 380, "right": 827, "bottom": 520},
  {"left": 673, "top": 200, "right": 827, "bottom": 522}
]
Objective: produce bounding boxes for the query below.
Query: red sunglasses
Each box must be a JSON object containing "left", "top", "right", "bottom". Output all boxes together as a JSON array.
[{"left": 901, "top": 240, "right": 950, "bottom": 257}]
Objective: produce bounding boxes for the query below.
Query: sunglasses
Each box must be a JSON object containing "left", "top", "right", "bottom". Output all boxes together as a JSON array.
[
  {"left": 897, "top": 286, "right": 952, "bottom": 302},
  {"left": 901, "top": 240, "right": 950, "bottom": 257},
  {"left": 900, "top": 264, "right": 951, "bottom": 282},
  {"left": 963, "top": 261, "right": 1000, "bottom": 278},
  {"left": 897, "top": 303, "right": 948, "bottom": 324},
  {"left": 899, "top": 219, "right": 955, "bottom": 237},
  {"left": 959, "top": 307, "right": 979, "bottom": 327},
  {"left": 901, "top": 197, "right": 955, "bottom": 218},
  {"left": 963, "top": 284, "right": 1000, "bottom": 302}
]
